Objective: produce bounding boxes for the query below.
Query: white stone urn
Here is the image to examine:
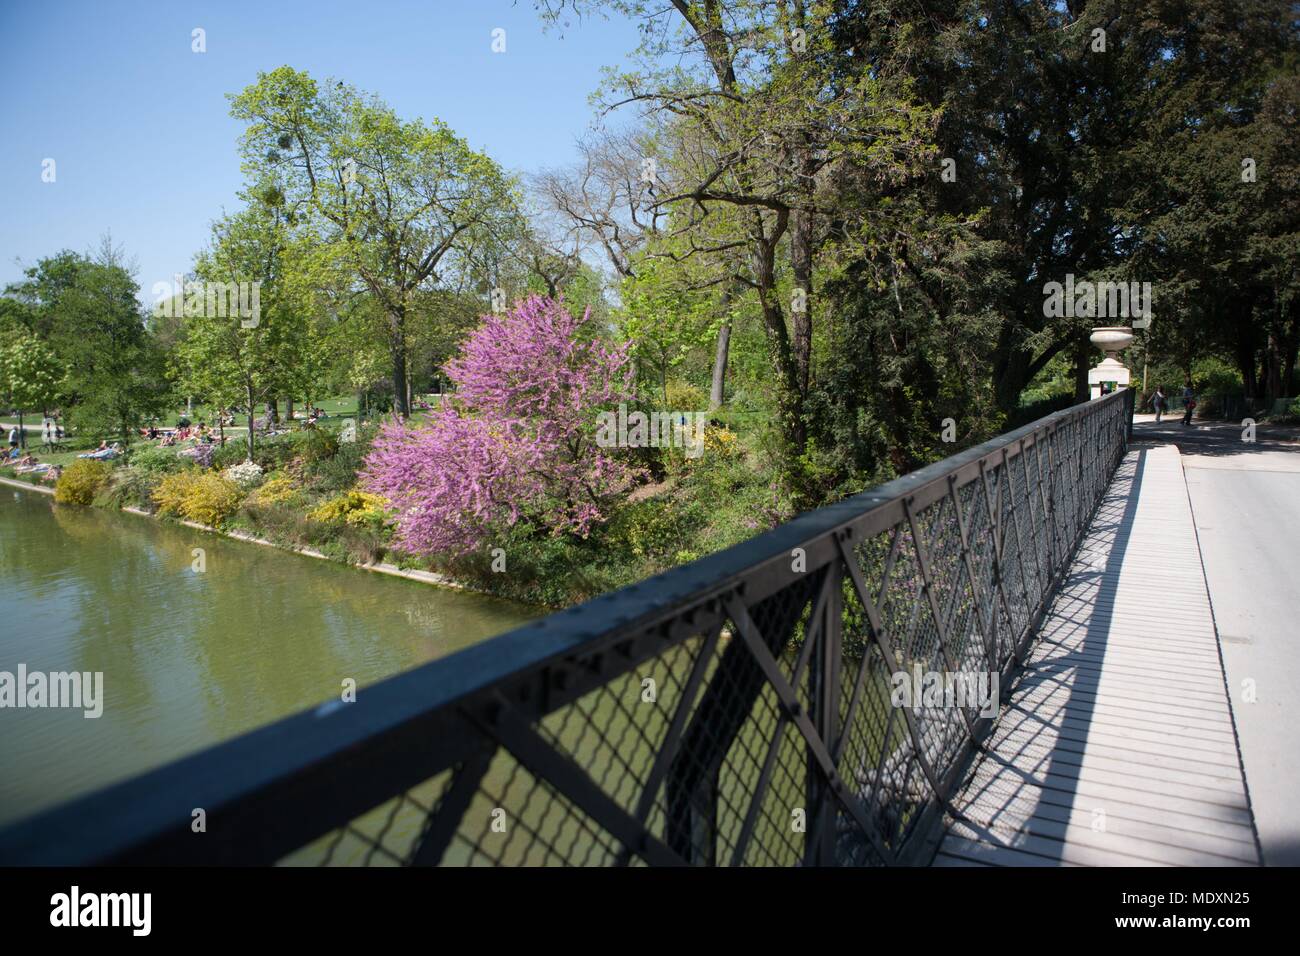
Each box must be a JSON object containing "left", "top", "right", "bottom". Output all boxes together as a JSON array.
[
  {"left": 1088, "top": 326, "right": 1134, "bottom": 399},
  {"left": 1089, "top": 326, "right": 1134, "bottom": 362}
]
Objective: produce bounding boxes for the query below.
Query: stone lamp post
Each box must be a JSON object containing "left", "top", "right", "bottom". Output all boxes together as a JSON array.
[{"left": 1088, "top": 326, "right": 1134, "bottom": 399}]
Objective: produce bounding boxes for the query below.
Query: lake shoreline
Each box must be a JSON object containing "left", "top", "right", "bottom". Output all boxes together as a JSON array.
[{"left": 0, "top": 473, "right": 542, "bottom": 607}]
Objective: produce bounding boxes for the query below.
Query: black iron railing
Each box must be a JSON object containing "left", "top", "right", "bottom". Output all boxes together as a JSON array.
[{"left": 0, "top": 389, "right": 1134, "bottom": 866}]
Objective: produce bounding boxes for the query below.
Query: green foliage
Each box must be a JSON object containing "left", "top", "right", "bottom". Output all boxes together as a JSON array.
[
  {"left": 663, "top": 379, "right": 708, "bottom": 411},
  {"left": 127, "top": 443, "right": 188, "bottom": 475},
  {"left": 0, "top": 333, "right": 65, "bottom": 414},
  {"left": 1192, "top": 358, "right": 1244, "bottom": 397},
  {"left": 54, "top": 459, "right": 113, "bottom": 505},
  {"left": 249, "top": 433, "right": 300, "bottom": 471},
  {"left": 293, "top": 427, "right": 339, "bottom": 464},
  {"left": 229, "top": 66, "right": 521, "bottom": 417},
  {"left": 95, "top": 466, "right": 159, "bottom": 510},
  {"left": 1007, "top": 393, "right": 1079, "bottom": 431},
  {"left": 211, "top": 439, "right": 254, "bottom": 471},
  {"left": 306, "top": 424, "right": 379, "bottom": 493},
  {"left": 7, "top": 248, "right": 169, "bottom": 441},
  {"left": 602, "top": 497, "right": 701, "bottom": 562},
  {"left": 236, "top": 498, "right": 388, "bottom": 565}
]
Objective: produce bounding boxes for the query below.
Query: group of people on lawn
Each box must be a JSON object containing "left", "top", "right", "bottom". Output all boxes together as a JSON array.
[
  {"left": 4, "top": 425, "right": 61, "bottom": 482},
  {"left": 139, "top": 421, "right": 216, "bottom": 446},
  {"left": 4, "top": 403, "right": 334, "bottom": 484}
]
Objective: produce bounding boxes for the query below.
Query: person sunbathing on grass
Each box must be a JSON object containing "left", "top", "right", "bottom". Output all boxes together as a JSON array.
[{"left": 78, "top": 442, "right": 121, "bottom": 461}]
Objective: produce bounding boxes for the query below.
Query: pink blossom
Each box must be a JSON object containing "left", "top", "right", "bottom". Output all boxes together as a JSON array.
[{"left": 362, "top": 296, "right": 639, "bottom": 556}]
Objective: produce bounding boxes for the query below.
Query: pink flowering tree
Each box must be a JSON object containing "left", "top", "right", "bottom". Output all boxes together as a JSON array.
[{"left": 361, "top": 296, "right": 639, "bottom": 556}]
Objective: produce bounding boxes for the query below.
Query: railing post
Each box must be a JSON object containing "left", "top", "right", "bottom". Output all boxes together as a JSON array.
[{"left": 806, "top": 558, "right": 842, "bottom": 866}]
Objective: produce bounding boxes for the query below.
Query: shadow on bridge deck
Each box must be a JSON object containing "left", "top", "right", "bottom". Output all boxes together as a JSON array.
[{"left": 933, "top": 445, "right": 1261, "bottom": 866}]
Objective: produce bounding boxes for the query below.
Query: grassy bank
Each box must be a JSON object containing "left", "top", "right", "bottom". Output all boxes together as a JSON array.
[{"left": 4, "top": 413, "right": 792, "bottom": 609}]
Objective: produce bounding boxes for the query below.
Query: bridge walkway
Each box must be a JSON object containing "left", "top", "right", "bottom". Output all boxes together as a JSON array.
[{"left": 933, "top": 444, "right": 1260, "bottom": 866}]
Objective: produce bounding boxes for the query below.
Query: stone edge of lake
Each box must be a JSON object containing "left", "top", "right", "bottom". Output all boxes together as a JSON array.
[{"left": 0, "top": 474, "right": 518, "bottom": 605}]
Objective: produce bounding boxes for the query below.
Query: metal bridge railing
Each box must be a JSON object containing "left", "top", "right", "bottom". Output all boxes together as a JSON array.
[{"left": 0, "top": 388, "right": 1134, "bottom": 866}]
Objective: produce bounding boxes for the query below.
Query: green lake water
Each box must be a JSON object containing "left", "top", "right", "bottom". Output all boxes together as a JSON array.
[{"left": 0, "top": 486, "right": 536, "bottom": 828}]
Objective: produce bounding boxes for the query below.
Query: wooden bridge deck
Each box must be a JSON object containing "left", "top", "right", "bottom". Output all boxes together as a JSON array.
[{"left": 933, "top": 444, "right": 1261, "bottom": 866}]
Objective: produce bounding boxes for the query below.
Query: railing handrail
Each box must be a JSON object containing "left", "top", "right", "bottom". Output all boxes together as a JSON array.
[{"left": 0, "top": 388, "right": 1134, "bottom": 866}]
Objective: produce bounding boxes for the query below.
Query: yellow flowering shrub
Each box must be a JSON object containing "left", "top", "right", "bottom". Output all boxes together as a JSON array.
[
  {"left": 153, "top": 470, "right": 243, "bottom": 527},
  {"left": 704, "top": 425, "right": 740, "bottom": 460},
  {"left": 248, "top": 475, "right": 300, "bottom": 506},
  {"left": 308, "top": 489, "right": 389, "bottom": 526},
  {"left": 54, "top": 459, "right": 113, "bottom": 505}
]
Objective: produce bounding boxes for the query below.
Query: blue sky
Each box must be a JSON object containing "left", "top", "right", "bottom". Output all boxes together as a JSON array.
[{"left": 0, "top": 0, "right": 644, "bottom": 298}]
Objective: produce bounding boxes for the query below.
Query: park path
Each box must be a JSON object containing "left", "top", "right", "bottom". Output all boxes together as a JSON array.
[
  {"left": 1144, "top": 415, "right": 1300, "bottom": 865},
  {"left": 933, "top": 442, "right": 1260, "bottom": 866}
]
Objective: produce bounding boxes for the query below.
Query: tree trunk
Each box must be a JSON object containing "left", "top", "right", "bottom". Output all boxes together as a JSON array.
[
  {"left": 286, "top": 397, "right": 295, "bottom": 421},
  {"left": 1284, "top": 330, "right": 1299, "bottom": 400},
  {"left": 16, "top": 409, "right": 25, "bottom": 449},
  {"left": 246, "top": 384, "right": 257, "bottom": 461},
  {"left": 390, "top": 306, "right": 410, "bottom": 417},
  {"left": 710, "top": 317, "right": 731, "bottom": 411},
  {"left": 790, "top": 151, "right": 815, "bottom": 396},
  {"left": 752, "top": 234, "right": 805, "bottom": 461},
  {"left": 1073, "top": 332, "right": 1091, "bottom": 402}
]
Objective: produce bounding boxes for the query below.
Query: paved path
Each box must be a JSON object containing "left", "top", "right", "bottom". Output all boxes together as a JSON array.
[
  {"left": 1136, "top": 416, "right": 1300, "bottom": 865},
  {"left": 934, "top": 443, "right": 1260, "bottom": 866}
]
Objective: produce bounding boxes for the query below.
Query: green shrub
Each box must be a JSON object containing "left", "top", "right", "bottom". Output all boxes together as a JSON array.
[
  {"left": 251, "top": 434, "right": 298, "bottom": 471},
  {"left": 603, "top": 497, "right": 701, "bottom": 561},
  {"left": 307, "top": 424, "right": 378, "bottom": 493},
  {"left": 211, "top": 439, "right": 254, "bottom": 471},
  {"left": 128, "top": 444, "right": 187, "bottom": 475},
  {"left": 94, "top": 466, "right": 159, "bottom": 510},
  {"left": 1192, "top": 357, "right": 1243, "bottom": 397},
  {"left": 282, "top": 427, "right": 340, "bottom": 465},
  {"left": 663, "top": 378, "right": 709, "bottom": 411},
  {"left": 1008, "top": 392, "right": 1076, "bottom": 429},
  {"left": 54, "top": 459, "right": 113, "bottom": 505},
  {"left": 239, "top": 498, "right": 389, "bottom": 565}
]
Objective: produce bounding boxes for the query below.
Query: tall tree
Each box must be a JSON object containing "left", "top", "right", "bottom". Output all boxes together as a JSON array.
[
  {"left": 0, "top": 333, "right": 65, "bottom": 448},
  {"left": 179, "top": 202, "right": 312, "bottom": 459},
  {"left": 6, "top": 248, "right": 167, "bottom": 442},
  {"left": 538, "top": 1, "right": 939, "bottom": 492},
  {"left": 230, "top": 67, "right": 519, "bottom": 416}
]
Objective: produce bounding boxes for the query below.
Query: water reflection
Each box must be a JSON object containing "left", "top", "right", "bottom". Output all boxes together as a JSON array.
[{"left": 0, "top": 489, "right": 535, "bottom": 826}]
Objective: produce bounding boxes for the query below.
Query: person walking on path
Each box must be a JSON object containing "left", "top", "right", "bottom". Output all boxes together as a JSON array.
[
  {"left": 1182, "top": 381, "right": 1195, "bottom": 425},
  {"left": 1154, "top": 386, "right": 1166, "bottom": 422}
]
